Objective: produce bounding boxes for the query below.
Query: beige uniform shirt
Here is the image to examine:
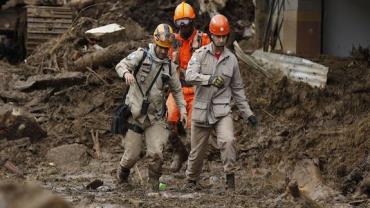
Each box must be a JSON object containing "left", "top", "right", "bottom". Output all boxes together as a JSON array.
[
  {"left": 185, "top": 43, "right": 254, "bottom": 126},
  {"left": 116, "top": 44, "right": 186, "bottom": 124}
]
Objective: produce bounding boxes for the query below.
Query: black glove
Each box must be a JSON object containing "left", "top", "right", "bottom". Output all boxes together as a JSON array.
[
  {"left": 208, "top": 75, "right": 224, "bottom": 88},
  {"left": 179, "top": 70, "right": 191, "bottom": 87},
  {"left": 247, "top": 115, "right": 258, "bottom": 127}
]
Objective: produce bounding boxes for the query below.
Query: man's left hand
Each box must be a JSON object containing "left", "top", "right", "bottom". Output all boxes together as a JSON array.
[
  {"left": 243, "top": 115, "right": 257, "bottom": 128},
  {"left": 247, "top": 115, "right": 258, "bottom": 127}
]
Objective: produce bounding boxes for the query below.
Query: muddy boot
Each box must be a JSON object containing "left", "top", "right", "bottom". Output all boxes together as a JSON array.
[
  {"left": 117, "top": 166, "right": 130, "bottom": 184},
  {"left": 183, "top": 180, "right": 198, "bottom": 192},
  {"left": 170, "top": 139, "right": 189, "bottom": 172},
  {"left": 226, "top": 173, "right": 235, "bottom": 191},
  {"left": 148, "top": 169, "right": 160, "bottom": 192},
  {"left": 169, "top": 123, "right": 189, "bottom": 173}
]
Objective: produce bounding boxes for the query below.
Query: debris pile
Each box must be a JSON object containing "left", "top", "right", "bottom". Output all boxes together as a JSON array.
[{"left": 0, "top": 0, "right": 369, "bottom": 207}]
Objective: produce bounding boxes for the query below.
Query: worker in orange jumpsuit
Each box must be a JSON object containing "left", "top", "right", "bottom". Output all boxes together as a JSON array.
[{"left": 166, "top": 2, "right": 211, "bottom": 172}]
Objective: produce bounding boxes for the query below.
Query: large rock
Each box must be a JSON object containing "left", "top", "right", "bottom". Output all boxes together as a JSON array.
[
  {"left": 85, "top": 23, "right": 126, "bottom": 47},
  {"left": 46, "top": 144, "right": 89, "bottom": 173},
  {"left": 0, "top": 104, "right": 46, "bottom": 141}
]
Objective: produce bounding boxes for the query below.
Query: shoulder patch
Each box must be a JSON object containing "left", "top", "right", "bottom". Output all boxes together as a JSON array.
[
  {"left": 128, "top": 48, "right": 146, "bottom": 61},
  {"left": 127, "top": 53, "right": 137, "bottom": 60}
]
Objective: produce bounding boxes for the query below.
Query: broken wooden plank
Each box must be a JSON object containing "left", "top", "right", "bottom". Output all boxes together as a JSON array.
[
  {"left": 233, "top": 41, "right": 274, "bottom": 78},
  {"left": 13, "top": 72, "right": 86, "bottom": 91}
]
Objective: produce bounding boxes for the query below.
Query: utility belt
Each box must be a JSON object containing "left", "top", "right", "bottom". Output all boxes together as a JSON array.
[{"left": 128, "top": 123, "right": 144, "bottom": 134}]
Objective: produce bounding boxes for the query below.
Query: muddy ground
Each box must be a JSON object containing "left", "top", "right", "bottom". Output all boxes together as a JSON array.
[{"left": 1, "top": 0, "right": 370, "bottom": 207}]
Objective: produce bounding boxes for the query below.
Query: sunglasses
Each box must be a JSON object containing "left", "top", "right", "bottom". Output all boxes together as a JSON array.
[{"left": 175, "top": 19, "right": 192, "bottom": 27}]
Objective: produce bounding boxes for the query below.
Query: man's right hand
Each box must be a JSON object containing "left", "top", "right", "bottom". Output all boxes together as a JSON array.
[
  {"left": 124, "top": 72, "right": 135, "bottom": 85},
  {"left": 247, "top": 115, "right": 258, "bottom": 127},
  {"left": 209, "top": 75, "right": 224, "bottom": 88}
]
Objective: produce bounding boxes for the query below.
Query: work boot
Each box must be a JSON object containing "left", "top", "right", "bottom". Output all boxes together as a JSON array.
[
  {"left": 169, "top": 128, "right": 189, "bottom": 172},
  {"left": 170, "top": 142, "right": 189, "bottom": 172},
  {"left": 183, "top": 180, "right": 198, "bottom": 192},
  {"left": 148, "top": 169, "right": 160, "bottom": 192},
  {"left": 117, "top": 166, "right": 130, "bottom": 184},
  {"left": 226, "top": 173, "right": 235, "bottom": 191}
]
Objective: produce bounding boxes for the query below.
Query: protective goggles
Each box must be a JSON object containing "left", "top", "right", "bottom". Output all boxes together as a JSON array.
[{"left": 175, "top": 19, "right": 192, "bottom": 27}]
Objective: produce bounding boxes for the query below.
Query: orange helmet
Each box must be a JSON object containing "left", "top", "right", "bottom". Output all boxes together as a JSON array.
[
  {"left": 209, "top": 14, "right": 230, "bottom": 36},
  {"left": 153, "top": 23, "right": 174, "bottom": 48},
  {"left": 174, "top": 2, "right": 196, "bottom": 21}
]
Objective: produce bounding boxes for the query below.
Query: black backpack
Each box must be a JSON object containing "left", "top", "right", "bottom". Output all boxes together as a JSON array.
[{"left": 111, "top": 50, "right": 147, "bottom": 135}]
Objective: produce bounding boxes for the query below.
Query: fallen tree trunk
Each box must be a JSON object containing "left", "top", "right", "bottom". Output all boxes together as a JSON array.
[
  {"left": 289, "top": 159, "right": 352, "bottom": 208},
  {"left": 73, "top": 41, "right": 139, "bottom": 71},
  {"left": 13, "top": 72, "right": 86, "bottom": 91}
]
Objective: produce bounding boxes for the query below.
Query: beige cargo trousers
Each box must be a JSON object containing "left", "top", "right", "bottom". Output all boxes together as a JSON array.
[
  {"left": 184, "top": 43, "right": 255, "bottom": 181},
  {"left": 119, "top": 118, "right": 169, "bottom": 176},
  {"left": 186, "top": 115, "right": 236, "bottom": 180}
]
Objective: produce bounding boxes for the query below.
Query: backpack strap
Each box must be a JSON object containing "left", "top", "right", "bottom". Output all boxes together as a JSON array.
[
  {"left": 169, "top": 61, "right": 172, "bottom": 76},
  {"left": 133, "top": 57, "right": 164, "bottom": 99},
  {"left": 144, "top": 64, "right": 164, "bottom": 97}
]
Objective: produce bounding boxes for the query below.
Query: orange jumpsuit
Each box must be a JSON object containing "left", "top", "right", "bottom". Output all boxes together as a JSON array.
[{"left": 167, "top": 29, "right": 210, "bottom": 128}]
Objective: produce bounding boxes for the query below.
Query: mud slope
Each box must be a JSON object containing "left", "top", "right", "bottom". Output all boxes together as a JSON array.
[{"left": 1, "top": 0, "right": 370, "bottom": 207}]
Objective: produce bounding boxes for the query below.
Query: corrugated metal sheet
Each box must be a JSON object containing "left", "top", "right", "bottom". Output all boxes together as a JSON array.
[{"left": 252, "top": 50, "right": 328, "bottom": 88}]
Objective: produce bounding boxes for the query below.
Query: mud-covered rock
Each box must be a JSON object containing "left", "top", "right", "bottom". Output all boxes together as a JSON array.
[
  {"left": 0, "top": 104, "right": 47, "bottom": 141},
  {"left": 46, "top": 144, "right": 89, "bottom": 173}
]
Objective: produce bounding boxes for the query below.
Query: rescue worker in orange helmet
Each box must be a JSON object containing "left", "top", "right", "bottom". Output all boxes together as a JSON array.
[
  {"left": 115, "top": 23, "right": 186, "bottom": 192},
  {"left": 166, "top": 1, "right": 211, "bottom": 173},
  {"left": 184, "top": 14, "right": 258, "bottom": 191}
]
